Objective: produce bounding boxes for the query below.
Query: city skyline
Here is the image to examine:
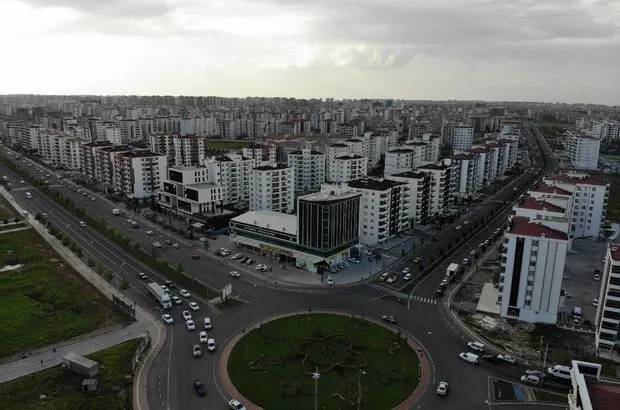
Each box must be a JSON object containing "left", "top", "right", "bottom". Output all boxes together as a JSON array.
[{"left": 1, "top": 0, "right": 619, "bottom": 105}]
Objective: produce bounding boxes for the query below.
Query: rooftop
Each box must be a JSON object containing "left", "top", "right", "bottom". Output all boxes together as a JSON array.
[
  {"left": 419, "top": 163, "right": 450, "bottom": 171},
  {"left": 586, "top": 381, "right": 620, "bottom": 410},
  {"left": 530, "top": 184, "right": 573, "bottom": 196},
  {"left": 516, "top": 197, "right": 566, "bottom": 213},
  {"left": 253, "top": 163, "right": 290, "bottom": 171},
  {"left": 328, "top": 143, "right": 350, "bottom": 148},
  {"left": 388, "top": 148, "right": 414, "bottom": 154},
  {"left": 335, "top": 155, "right": 365, "bottom": 160},
  {"left": 169, "top": 165, "right": 205, "bottom": 172},
  {"left": 298, "top": 185, "right": 361, "bottom": 203},
  {"left": 508, "top": 216, "right": 568, "bottom": 240},
  {"left": 120, "top": 150, "right": 163, "bottom": 158},
  {"left": 289, "top": 150, "right": 324, "bottom": 156},
  {"left": 348, "top": 178, "right": 405, "bottom": 191},
  {"left": 391, "top": 171, "right": 430, "bottom": 179},
  {"left": 231, "top": 210, "right": 297, "bottom": 235},
  {"left": 546, "top": 173, "right": 608, "bottom": 187},
  {"left": 469, "top": 147, "right": 490, "bottom": 154}
]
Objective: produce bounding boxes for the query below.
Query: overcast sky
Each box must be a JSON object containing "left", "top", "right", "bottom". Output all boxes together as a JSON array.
[{"left": 1, "top": 0, "right": 619, "bottom": 104}]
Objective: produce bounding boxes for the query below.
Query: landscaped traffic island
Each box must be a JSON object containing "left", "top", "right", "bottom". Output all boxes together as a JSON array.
[{"left": 227, "top": 313, "right": 421, "bottom": 410}]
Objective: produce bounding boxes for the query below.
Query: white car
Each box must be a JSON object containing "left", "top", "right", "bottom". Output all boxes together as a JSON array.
[
  {"left": 326, "top": 276, "right": 334, "bottom": 285},
  {"left": 459, "top": 352, "right": 479, "bottom": 365},
  {"left": 179, "top": 289, "right": 190, "bottom": 298},
  {"left": 403, "top": 273, "right": 413, "bottom": 281},
  {"left": 152, "top": 241, "right": 161, "bottom": 248},
  {"left": 593, "top": 298, "right": 599, "bottom": 307},
  {"left": 232, "top": 253, "right": 243, "bottom": 259},
  {"left": 79, "top": 221, "right": 86, "bottom": 227},
  {"left": 255, "top": 264, "right": 267, "bottom": 270},
  {"left": 162, "top": 314, "right": 173, "bottom": 324},
  {"left": 186, "top": 320, "right": 196, "bottom": 331},
  {"left": 525, "top": 369, "right": 544, "bottom": 378},
  {"left": 145, "top": 230, "right": 154, "bottom": 236},
  {"left": 171, "top": 295, "right": 182, "bottom": 305},
  {"left": 497, "top": 354, "right": 516, "bottom": 364},
  {"left": 467, "top": 341, "right": 485, "bottom": 352},
  {"left": 229, "top": 271, "right": 240, "bottom": 278},
  {"left": 207, "top": 338, "right": 216, "bottom": 352},
  {"left": 189, "top": 302, "right": 200, "bottom": 311},
  {"left": 182, "top": 310, "right": 192, "bottom": 321},
  {"left": 520, "top": 375, "right": 540, "bottom": 385},
  {"left": 229, "top": 399, "right": 246, "bottom": 410},
  {"left": 172, "top": 243, "right": 181, "bottom": 249},
  {"left": 436, "top": 381, "right": 448, "bottom": 396},
  {"left": 386, "top": 275, "right": 397, "bottom": 284},
  {"left": 204, "top": 317, "right": 212, "bottom": 330},
  {"left": 455, "top": 225, "right": 462, "bottom": 230},
  {"left": 199, "top": 331, "right": 208, "bottom": 343},
  {"left": 402, "top": 267, "right": 411, "bottom": 274}
]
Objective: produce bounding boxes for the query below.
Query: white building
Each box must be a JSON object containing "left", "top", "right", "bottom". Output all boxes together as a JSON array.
[
  {"left": 204, "top": 153, "right": 256, "bottom": 205},
  {"left": 242, "top": 144, "right": 277, "bottom": 164},
  {"left": 348, "top": 178, "right": 410, "bottom": 246},
  {"left": 384, "top": 148, "right": 416, "bottom": 177},
  {"left": 418, "top": 162, "right": 455, "bottom": 216},
  {"left": 103, "top": 123, "right": 122, "bottom": 144},
  {"left": 499, "top": 215, "right": 569, "bottom": 324},
  {"left": 249, "top": 163, "right": 294, "bottom": 213},
  {"left": 36, "top": 130, "right": 82, "bottom": 170},
  {"left": 157, "top": 166, "right": 222, "bottom": 215},
  {"left": 325, "top": 143, "right": 353, "bottom": 176},
  {"left": 389, "top": 171, "right": 431, "bottom": 224},
  {"left": 113, "top": 151, "right": 167, "bottom": 199},
  {"left": 287, "top": 148, "right": 325, "bottom": 197},
  {"left": 327, "top": 155, "right": 368, "bottom": 183},
  {"left": 565, "top": 132, "right": 600, "bottom": 170},
  {"left": 594, "top": 244, "right": 620, "bottom": 360},
  {"left": 444, "top": 123, "right": 474, "bottom": 152}
]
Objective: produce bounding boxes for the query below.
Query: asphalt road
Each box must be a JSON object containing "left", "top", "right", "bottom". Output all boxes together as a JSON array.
[{"left": 0, "top": 126, "right": 567, "bottom": 410}]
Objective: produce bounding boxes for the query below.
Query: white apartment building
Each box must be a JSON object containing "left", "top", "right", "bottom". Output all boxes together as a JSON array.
[
  {"left": 408, "top": 133, "right": 441, "bottom": 162},
  {"left": 242, "top": 144, "right": 277, "bottom": 164},
  {"left": 499, "top": 215, "right": 569, "bottom": 324},
  {"left": 327, "top": 155, "right": 368, "bottom": 183},
  {"left": 348, "top": 178, "right": 410, "bottom": 246},
  {"left": 249, "top": 163, "right": 294, "bottom": 213},
  {"left": 157, "top": 166, "right": 222, "bottom": 215},
  {"left": 594, "top": 244, "right": 620, "bottom": 360},
  {"left": 205, "top": 153, "right": 256, "bottom": 205},
  {"left": 565, "top": 132, "right": 600, "bottom": 170},
  {"left": 450, "top": 153, "right": 478, "bottom": 198},
  {"left": 36, "top": 130, "right": 82, "bottom": 170},
  {"left": 325, "top": 143, "right": 353, "bottom": 176},
  {"left": 389, "top": 171, "right": 431, "bottom": 224},
  {"left": 444, "top": 123, "right": 474, "bottom": 152},
  {"left": 113, "top": 151, "right": 167, "bottom": 199},
  {"left": 544, "top": 172, "right": 609, "bottom": 239},
  {"left": 364, "top": 131, "right": 398, "bottom": 169},
  {"left": 580, "top": 119, "right": 620, "bottom": 142},
  {"left": 384, "top": 148, "right": 416, "bottom": 177},
  {"left": 287, "top": 148, "right": 325, "bottom": 197},
  {"left": 418, "top": 162, "right": 455, "bottom": 216},
  {"left": 149, "top": 134, "right": 207, "bottom": 167}
]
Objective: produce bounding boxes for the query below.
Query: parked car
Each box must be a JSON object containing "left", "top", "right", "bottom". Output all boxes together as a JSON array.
[
  {"left": 193, "top": 380, "right": 206, "bottom": 396},
  {"left": 467, "top": 341, "right": 485, "bottom": 352},
  {"left": 403, "top": 273, "right": 413, "bottom": 281},
  {"left": 413, "top": 257, "right": 421, "bottom": 263},
  {"left": 525, "top": 370, "right": 545, "bottom": 378},
  {"left": 381, "top": 314, "right": 396, "bottom": 324},
  {"left": 199, "top": 331, "right": 208, "bottom": 344},
  {"left": 593, "top": 298, "right": 599, "bottom": 307},
  {"left": 497, "top": 354, "right": 516, "bottom": 364},
  {"left": 152, "top": 241, "right": 161, "bottom": 248},
  {"left": 162, "top": 314, "right": 173, "bottom": 324},
  {"left": 349, "top": 258, "right": 360, "bottom": 264},
  {"left": 229, "top": 399, "right": 246, "bottom": 410},
  {"left": 402, "top": 267, "right": 411, "bottom": 274},
  {"left": 326, "top": 276, "right": 334, "bottom": 286},
  {"left": 165, "top": 239, "right": 173, "bottom": 245},
  {"left": 245, "top": 258, "right": 255, "bottom": 265},
  {"left": 192, "top": 344, "right": 202, "bottom": 358},
  {"left": 436, "top": 381, "right": 449, "bottom": 396},
  {"left": 459, "top": 352, "right": 479, "bottom": 365},
  {"left": 386, "top": 275, "right": 397, "bottom": 284},
  {"left": 379, "top": 272, "right": 390, "bottom": 282},
  {"left": 207, "top": 338, "right": 216, "bottom": 352},
  {"left": 520, "top": 375, "right": 540, "bottom": 385},
  {"left": 172, "top": 243, "right": 181, "bottom": 249},
  {"left": 229, "top": 271, "right": 240, "bottom": 278},
  {"left": 79, "top": 221, "right": 86, "bottom": 227},
  {"left": 145, "top": 230, "right": 154, "bottom": 236},
  {"left": 232, "top": 253, "right": 243, "bottom": 260},
  {"left": 482, "top": 354, "right": 497, "bottom": 363}
]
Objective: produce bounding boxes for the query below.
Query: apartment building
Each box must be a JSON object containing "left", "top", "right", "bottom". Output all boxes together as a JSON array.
[
  {"left": 149, "top": 134, "right": 207, "bottom": 167},
  {"left": 444, "top": 123, "right": 474, "bottom": 152},
  {"left": 287, "top": 148, "right": 325, "bottom": 197},
  {"left": 418, "top": 162, "right": 455, "bottom": 216},
  {"left": 389, "top": 171, "right": 431, "bottom": 224},
  {"left": 326, "top": 155, "right": 368, "bottom": 183},
  {"left": 242, "top": 144, "right": 277, "bottom": 164},
  {"left": 36, "top": 130, "right": 82, "bottom": 170},
  {"left": 450, "top": 153, "right": 478, "bottom": 198},
  {"left": 594, "top": 244, "right": 620, "bottom": 360},
  {"left": 204, "top": 153, "right": 256, "bottom": 205},
  {"left": 348, "top": 178, "right": 410, "bottom": 246},
  {"left": 249, "top": 163, "right": 294, "bottom": 213},
  {"left": 384, "top": 148, "right": 416, "bottom": 177},
  {"left": 408, "top": 133, "right": 441, "bottom": 162},
  {"left": 565, "top": 132, "right": 600, "bottom": 170},
  {"left": 113, "top": 151, "right": 167, "bottom": 199},
  {"left": 499, "top": 215, "right": 569, "bottom": 324},
  {"left": 157, "top": 166, "right": 222, "bottom": 215},
  {"left": 325, "top": 143, "right": 353, "bottom": 176},
  {"left": 79, "top": 140, "right": 113, "bottom": 181}
]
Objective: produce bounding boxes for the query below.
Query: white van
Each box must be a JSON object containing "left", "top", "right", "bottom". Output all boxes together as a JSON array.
[
  {"left": 112, "top": 208, "right": 120, "bottom": 215},
  {"left": 547, "top": 364, "right": 571, "bottom": 380}
]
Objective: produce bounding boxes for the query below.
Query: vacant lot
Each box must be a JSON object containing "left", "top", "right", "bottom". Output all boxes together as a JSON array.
[
  {"left": 0, "top": 229, "right": 125, "bottom": 359},
  {"left": 207, "top": 139, "right": 251, "bottom": 150},
  {"left": 0, "top": 339, "right": 140, "bottom": 409}
]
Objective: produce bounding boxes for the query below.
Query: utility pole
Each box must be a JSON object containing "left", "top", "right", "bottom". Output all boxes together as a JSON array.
[
  {"left": 541, "top": 343, "right": 549, "bottom": 375},
  {"left": 312, "top": 367, "right": 321, "bottom": 410},
  {"left": 538, "top": 335, "right": 543, "bottom": 367}
]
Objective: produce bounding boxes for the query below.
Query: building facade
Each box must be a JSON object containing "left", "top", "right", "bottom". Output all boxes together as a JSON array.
[{"left": 249, "top": 163, "right": 294, "bottom": 213}]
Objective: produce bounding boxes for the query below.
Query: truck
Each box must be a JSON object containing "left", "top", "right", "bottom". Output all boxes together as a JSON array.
[
  {"left": 147, "top": 282, "right": 172, "bottom": 309},
  {"left": 446, "top": 263, "right": 460, "bottom": 281},
  {"left": 62, "top": 352, "right": 99, "bottom": 377}
]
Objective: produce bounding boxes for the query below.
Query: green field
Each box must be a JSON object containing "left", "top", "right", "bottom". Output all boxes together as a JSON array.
[
  {"left": 0, "top": 339, "right": 140, "bottom": 409},
  {"left": 0, "top": 194, "right": 17, "bottom": 221},
  {"left": 228, "top": 314, "right": 420, "bottom": 410},
  {"left": 0, "top": 230, "right": 125, "bottom": 359},
  {"left": 207, "top": 139, "right": 251, "bottom": 150}
]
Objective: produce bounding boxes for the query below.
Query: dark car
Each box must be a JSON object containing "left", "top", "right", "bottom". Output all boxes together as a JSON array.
[
  {"left": 434, "top": 288, "right": 445, "bottom": 297},
  {"left": 482, "top": 354, "right": 497, "bottom": 363},
  {"left": 193, "top": 380, "right": 206, "bottom": 396}
]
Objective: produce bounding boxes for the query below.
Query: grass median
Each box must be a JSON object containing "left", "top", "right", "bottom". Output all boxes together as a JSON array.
[{"left": 0, "top": 229, "right": 126, "bottom": 359}]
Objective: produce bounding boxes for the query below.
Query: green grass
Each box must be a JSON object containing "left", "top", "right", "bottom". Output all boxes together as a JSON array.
[
  {"left": 0, "top": 230, "right": 125, "bottom": 359},
  {"left": 207, "top": 139, "right": 251, "bottom": 150},
  {"left": 0, "top": 339, "right": 140, "bottom": 410},
  {"left": 492, "top": 379, "right": 517, "bottom": 401},
  {"left": 534, "top": 389, "right": 568, "bottom": 404},
  {"left": 228, "top": 314, "right": 420, "bottom": 410},
  {"left": 0, "top": 194, "right": 17, "bottom": 221}
]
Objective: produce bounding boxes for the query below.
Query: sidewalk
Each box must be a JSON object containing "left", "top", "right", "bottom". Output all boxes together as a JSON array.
[{"left": 0, "top": 321, "right": 148, "bottom": 384}]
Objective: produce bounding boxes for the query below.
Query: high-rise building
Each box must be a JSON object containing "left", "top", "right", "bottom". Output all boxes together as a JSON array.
[
  {"left": 327, "top": 155, "right": 368, "bottom": 183},
  {"left": 594, "top": 244, "right": 620, "bottom": 359},
  {"left": 249, "top": 163, "right": 294, "bottom": 213},
  {"left": 287, "top": 148, "right": 325, "bottom": 197},
  {"left": 113, "top": 151, "right": 167, "bottom": 199},
  {"left": 565, "top": 131, "right": 600, "bottom": 170},
  {"left": 157, "top": 166, "right": 222, "bottom": 215}
]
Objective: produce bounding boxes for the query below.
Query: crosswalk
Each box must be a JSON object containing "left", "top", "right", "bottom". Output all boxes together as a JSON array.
[
  {"left": 410, "top": 295, "right": 437, "bottom": 305},
  {"left": 368, "top": 282, "right": 398, "bottom": 293},
  {"left": 367, "top": 283, "right": 438, "bottom": 305}
]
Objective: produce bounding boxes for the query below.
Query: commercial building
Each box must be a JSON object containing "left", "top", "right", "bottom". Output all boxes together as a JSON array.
[
  {"left": 157, "top": 166, "right": 222, "bottom": 216},
  {"left": 594, "top": 244, "right": 620, "bottom": 361},
  {"left": 499, "top": 215, "right": 569, "bottom": 324},
  {"left": 249, "top": 163, "right": 294, "bottom": 213},
  {"left": 565, "top": 131, "right": 600, "bottom": 170},
  {"left": 287, "top": 148, "right": 325, "bottom": 197},
  {"left": 348, "top": 178, "right": 410, "bottom": 246}
]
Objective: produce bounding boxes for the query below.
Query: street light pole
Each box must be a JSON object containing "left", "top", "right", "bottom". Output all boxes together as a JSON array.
[{"left": 312, "top": 367, "right": 320, "bottom": 410}]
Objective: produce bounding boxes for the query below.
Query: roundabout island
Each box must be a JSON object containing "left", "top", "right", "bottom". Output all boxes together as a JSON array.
[{"left": 225, "top": 313, "right": 424, "bottom": 410}]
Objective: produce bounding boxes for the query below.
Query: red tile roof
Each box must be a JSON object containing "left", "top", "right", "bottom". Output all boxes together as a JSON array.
[
  {"left": 508, "top": 216, "right": 568, "bottom": 240},
  {"left": 530, "top": 184, "right": 573, "bottom": 196},
  {"left": 516, "top": 197, "right": 565, "bottom": 213},
  {"left": 587, "top": 382, "right": 620, "bottom": 410},
  {"left": 546, "top": 173, "right": 608, "bottom": 187}
]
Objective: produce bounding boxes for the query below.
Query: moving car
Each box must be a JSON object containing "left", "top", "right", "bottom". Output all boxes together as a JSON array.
[
  {"left": 403, "top": 273, "right": 413, "bottom": 281},
  {"left": 229, "top": 271, "right": 240, "bottom": 278},
  {"left": 520, "top": 375, "right": 540, "bottom": 385},
  {"left": 593, "top": 298, "right": 599, "bottom": 307},
  {"left": 182, "top": 310, "right": 192, "bottom": 321},
  {"left": 199, "top": 331, "right": 208, "bottom": 344},
  {"left": 79, "top": 221, "right": 86, "bottom": 227},
  {"left": 152, "top": 242, "right": 161, "bottom": 248},
  {"left": 467, "top": 341, "right": 485, "bottom": 352},
  {"left": 547, "top": 364, "right": 571, "bottom": 380},
  {"left": 497, "top": 354, "right": 516, "bottom": 364},
  {"left": 172, "top": 243, "right": 181, "bottom": 249},
  {"left": 179, "top": 289, "right": 191, "bottom": 298},
  {"left": 189, "top": 302, "right": 200, "bottom": 311},
  {"left": 326, "top": 276, "right": 334, "bottom": 285},
  {"left": 229, "top": 399, "right": 246, "bottom": 410},
  {"left": 525, "top": 369, "right": 544, "bottom": 378},
  {"left": 459, "top": 352, "right": 479, "bottom": 365},
  {"left": 434, "top": 288, "right": 445, "bottom": 297},
  {"left": 379, "top": 272, "right": 390, "bottom": 282},
  {"left": 171, "top": 295, "right": 182, "bottom": 305},
  {"left": 207, "top": 338, "right": 216, "bottom": 352},
  {"left": 402, "top": 267, "right": 411, "bottom": 274},
  {"left": 162, "top": 314, "right": 173, "bottom": 324},
  {"left": 138, "top": 272, "right": 148, "bottom": 280},
  {"left": 204, "top": 317, "right": 212, "bottom": 330},
  {"left": 193, "top": 380, "right": 206, "bottom": 396},
  {"left": 165, "top": 239, "right": 173, "bottom": 245},
  {"left": 436, "top": 381, "right": 449, "bottom": 396},
  {"left": 386, "top": 275, "right": 397, "bottom": 284},
  {"left": 186, "top": 320, "right": 196, "bottom": 331},
  {"left": 192, "top": 344, "right": 202, "bottom": 358},
  {"left": 232, "top": 253, "right": 243, "bottom": 259},
  {"left": 413, "top": 257, "right": 421, "bottom": 263},
  {"left": 381, "top": 314, "right": 396, "bottom": 324}
]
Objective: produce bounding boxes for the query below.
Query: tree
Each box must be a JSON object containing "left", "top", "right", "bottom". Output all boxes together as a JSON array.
[
  {"left": 87, "top": 258, "right": 95, "bottom": 268},
  {"left": 104, "top": 270, "right": 114, "bottom": 283},
  {"left": 203, "top": 239, "right": 210, "bottom": 250},
  {"left": 120, "top": 277, "right": 129, "bottom": 293}
]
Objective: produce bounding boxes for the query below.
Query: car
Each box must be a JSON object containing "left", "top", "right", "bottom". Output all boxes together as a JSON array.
[
  {"left": 403, "top": 273, "right": 413, "bottom": 281},
  {"left": 160, "top": 285, "right": 169, "bottom": 293},
  {"left": 145, "top": 230, "right": 154, "bottom": 235},
  {"left": 189, "top": 302, "right": 200, "bottom": 311},
  {"left": 138, "top": 272, "right": 148, "bottom": 280},
  {"left": 238, "top": 256, "right": 248, "bottom": 263},
  {"left": 593, "top": 273, "right": 601, "bottom": 281},
  {"left": 152, "top": 241, "right": 161, "bottom": 248},
  {"left": 349, "top": 258, "right": 360, "bottom": 264},
  {"left": 245, "top": 258, "right": 254, "bottom": 265},
  {"left": 186, "top": 320, "right": 195, "bottom": 331},
  {"left": 165, "top": 239, "right": 173, "bottom": 245},
  {"left": 257, "top": 265, "right": 270, "bottom": 272},
  {"left": 467, "top": 341, "right": 485, "bottom": 352},
  {"left": 439, "top": 279, "right": 449, "bottom": 289},
  {"left": 20, "top": 180, "right": 24, "bottom": 184},
  {"left": 593, "top": 298, "right": 599, "bottom": 307},
  {"left": 382, "top": 253, "right": 392, "bottom": 259},
  {"left": 182, "top": 310, "right": 192, "bottom": 321},
  {"left": 497, "top": 354, "right": 516, "bottom": 364},
  {"left": 162, "top": 314, "right": 173, "bottom": 324},
  {"left": 229, "top": 270, "right": 240, "bottom": 278},
  {"left": 207, "top": 338, "right": 216, "bottom": 351},
  {"left": 193, "top": 379, "right": 206, "bottom": 396},
  {"left": 381, "top": 314, "right": 396, "bottom": 324},
  {"left": 455, "top": 225, "right": 462, "bottom": 230},
  {"left": 365, "top": 250, "right": 373, "bottom": 256},
  {"left": 326, "top": 276, "right": 334, "bottom": 285},
  {"left": 520, "top": 375, "right": 540, "bottom": 385},
  {"left": 463, "top": 220, "right": 469, "bottom": 225},
  {"left": 172, "top": 243, "right": 181, "bottom": 249},
  {"left": 379, "top": 272, "right": 390, "bottom": 282},
  {"left": 232, "top": 253, "right": 243, "bottom": 259},
  {"left": 386, "top": 275, "right": 397, "bottom": 283},
  {"left": 199, "top": 331, "right": 208, "bottom": 343},
  {"left": 402, "top": 267, "right": 411, "bottom": 274},
  {"left": 164, "top": 280, "right": 173, "bottom": 288},
  {"left": 436, "top": 381, "right": 449, "bottom": 396},
  {"left": 459, "top": 352, "right": 479, "bottom": 365},
  {"left": 126, "top": 218, "right": 134, "bottom": 224},
  {"left": 90, "top": 196, "right": 96, "bottom": 201},
  {"left": 192, "top": 344, "right": 202, "bottom": 358},
  {"left": 525, "top": 369, "right": 545, "bottom": 378},
  {"left": 198, "top": 236, "right": 207, "bottom": 242},
  {"left": 256, "top": 264, "right": 266, "bottom": 270},
  {"left": 413, "top": 257, "right": 422, "bottom": 263},
  {"left": 434, "top": 288, "right": 445, "bottom": 297},
  {"left": 482, "top": 354, "right": 497, "bottom": 363},
  {"left": 204, "top": 317, "right": 212, "bottom": 330},
  {"left": 79, "top": 221, "right": 86, "bottom": 227},
  {"left": 179, "top": 289, "right": 191, "bottom": 298},
  {"left": 228, "top": 399, "right": 246, "bottom": 410},
  {"left": 171, "top": 295, "right": 182, "bottom": 305}
]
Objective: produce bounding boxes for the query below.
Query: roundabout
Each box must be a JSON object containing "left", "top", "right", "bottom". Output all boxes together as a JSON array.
[{"left": 220, "top": 312, "right": 430, "bottom": 410}]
